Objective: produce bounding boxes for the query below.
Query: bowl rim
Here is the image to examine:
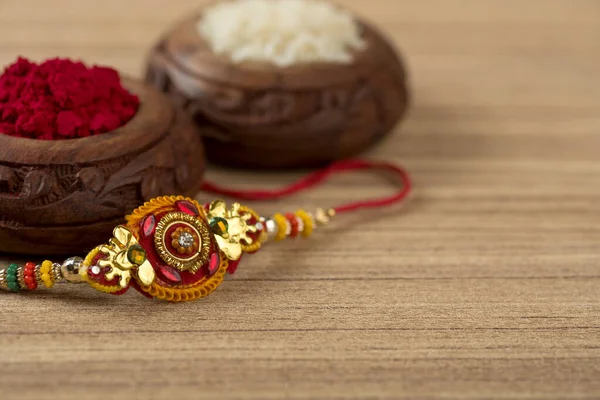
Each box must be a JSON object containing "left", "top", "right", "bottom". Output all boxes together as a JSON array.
[
  {"left": 161, "top": 13, "right": 400, "bottom": 90},
  {"left": 0, "top": 77, "right": 174, "bottom": 164}
]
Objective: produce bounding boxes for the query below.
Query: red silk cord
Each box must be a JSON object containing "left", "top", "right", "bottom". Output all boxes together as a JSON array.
[{"left": 201, "top": 159, "right": 412, "bottom": 214}]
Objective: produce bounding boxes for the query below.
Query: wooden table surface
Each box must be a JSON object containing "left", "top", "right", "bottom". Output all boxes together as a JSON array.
[{"left": 1, "top": 0, "right": 599, "bottom": 399}]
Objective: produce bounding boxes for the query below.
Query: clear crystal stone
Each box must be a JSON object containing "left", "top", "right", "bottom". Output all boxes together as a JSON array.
[{"left": 178, "top": 232, "right": 194, "bottom": 248}]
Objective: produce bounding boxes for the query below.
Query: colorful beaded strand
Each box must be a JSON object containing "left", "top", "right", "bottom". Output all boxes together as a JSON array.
[
  {"left": 0, "top": 257, "right": 88, "bottom": 293},
  {"left": 262, "top": 207, "right": 332, "bottom": 243}
]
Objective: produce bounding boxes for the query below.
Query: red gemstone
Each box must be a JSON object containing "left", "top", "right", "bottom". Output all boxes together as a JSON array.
[
  {"left": 141, "top": 214, "right": 156, "bottom": 238},
  {"left": 156, "top": 264, "right": 182, "bottom": 284},
  {"left": 208, "top": 252, "right": 220, "bottom": 276},
  {"left": 176, "top": 200, "right": 199, "bottom": 216},
  {"left": 227, "top": 258, "right": 242, "bottom": 275}
]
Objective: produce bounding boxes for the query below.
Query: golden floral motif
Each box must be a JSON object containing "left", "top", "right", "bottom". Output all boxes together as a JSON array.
[
  {"left": 97, "top": 226, "right": 155, "bottom": 288},
  {"left": 207, "top": 200, "right": 257, "bottom": 261}
]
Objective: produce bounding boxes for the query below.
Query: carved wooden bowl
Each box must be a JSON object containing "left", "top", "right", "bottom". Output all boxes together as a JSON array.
[
  {"left": 0, "top": 78, "right": 205, "bottom": 255},
  {"left": 145, "top": 13, "right": 409, "bottom": 169}
]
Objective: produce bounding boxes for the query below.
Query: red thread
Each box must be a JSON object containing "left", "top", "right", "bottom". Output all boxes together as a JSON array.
[
  {"left": 201, "top": 159, "right": 412, "bottom": 214},
  {"left": 0, "top": 57, "right": 139, "bottom": 140}
]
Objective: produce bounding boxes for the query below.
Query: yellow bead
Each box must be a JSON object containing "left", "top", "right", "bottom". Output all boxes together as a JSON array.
[
  {"left": 272, "top": 213, "right": 288, "bottom": 241},
  {"left": 295, "top": 209, "right": 314, "bottom": 238},
  {"left": 41, "top": 273, "right": 54, "bottom": 288},
  {"left": 41, "top": 260, "right": 52, "bottom": 274}
]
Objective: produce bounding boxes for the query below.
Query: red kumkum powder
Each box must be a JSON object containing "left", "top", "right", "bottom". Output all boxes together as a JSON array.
[{"left": 0, "top": 57, "right": 139, "bottom": 140}]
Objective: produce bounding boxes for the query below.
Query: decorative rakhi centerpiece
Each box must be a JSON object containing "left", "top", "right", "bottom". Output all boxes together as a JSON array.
[{"left": 78, "top": 196, "right": 263, "bottom": 301}]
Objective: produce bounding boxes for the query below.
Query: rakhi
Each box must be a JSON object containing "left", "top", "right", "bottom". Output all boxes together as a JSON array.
[{"left": 0, "top": 160, "right": 411, "bottom": 302}]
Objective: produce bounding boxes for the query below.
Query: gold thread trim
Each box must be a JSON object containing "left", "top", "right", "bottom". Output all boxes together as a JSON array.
[
  {"left": 87, "top": 280, "right": 126, "bottom": 294},
  {"left": 126, "top": 196, "right": 206, "bottom": 233},
  {"left": 83, "top": 247, "right": 99, "bottom": 268}
]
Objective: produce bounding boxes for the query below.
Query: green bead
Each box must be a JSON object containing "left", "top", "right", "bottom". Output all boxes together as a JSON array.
[
  {"left": 127, "top": 244, "right": 147, "bottom": 266},
  {"left": 6, "top": 263, "right": 20, "bottom": 292},
  {"left": 7, "top": 280, "right": 19, "bottom": 292},
  {"left": 209, "top": 217, "right": 229, "bottom": 236}
]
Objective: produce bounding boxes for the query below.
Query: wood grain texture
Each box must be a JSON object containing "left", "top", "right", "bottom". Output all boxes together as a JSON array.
[{"left": 0, "top": 0, "right": 599, "bottom": 398}]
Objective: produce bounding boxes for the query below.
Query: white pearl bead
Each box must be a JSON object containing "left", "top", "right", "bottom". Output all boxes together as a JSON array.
[{"left": 265, "top": 219, "right": 277, "bottom": 234}]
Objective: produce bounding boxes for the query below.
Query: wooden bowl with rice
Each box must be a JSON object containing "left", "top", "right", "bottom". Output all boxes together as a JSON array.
[{"left": 145, "top": 0, "right": 409, "bottom": 169}]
